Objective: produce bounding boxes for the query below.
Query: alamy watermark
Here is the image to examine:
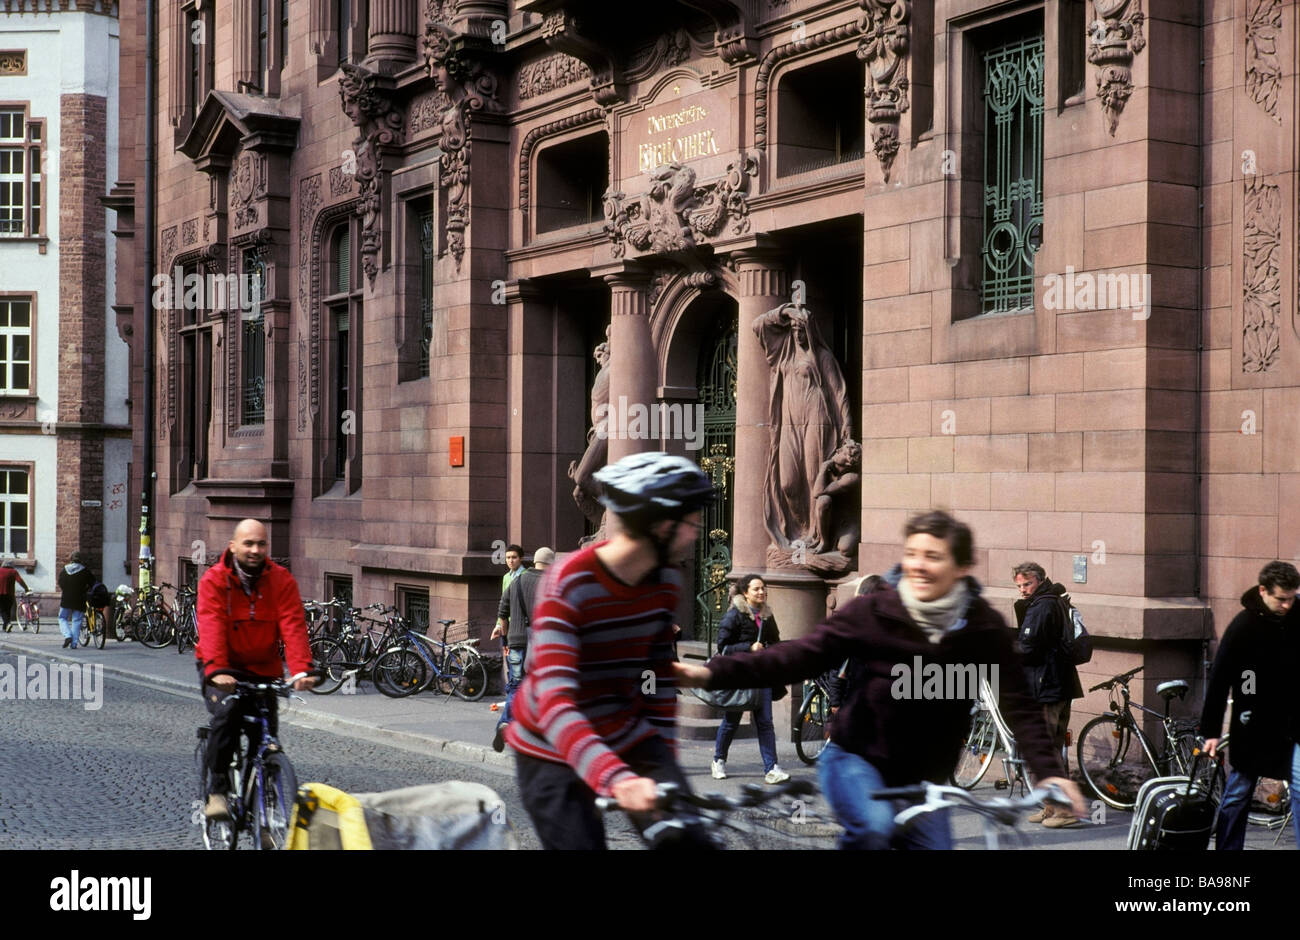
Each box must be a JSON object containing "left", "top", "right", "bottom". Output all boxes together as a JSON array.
[
  {"left": 0, "top": 656, "right": 104, "bottom": 710},
  {"left": 1042, "top": 266, "right": 1151, "bottom": 320},
  {"left": 890, "top": 658, "right": 999, "bottom": 702},
  {"left": 49, "top": 871, "right": 150, "bottom": 920},
  {"left": 595, "top": 396, "right": 706, "bottom": 451},
  {"left": 151, "top": 267, "right": 263, "bottom": 319}
]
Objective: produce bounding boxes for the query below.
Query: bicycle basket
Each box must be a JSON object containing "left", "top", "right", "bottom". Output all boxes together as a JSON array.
[{"left": 289, "top": 781, "right": 518, "bottom": 850}]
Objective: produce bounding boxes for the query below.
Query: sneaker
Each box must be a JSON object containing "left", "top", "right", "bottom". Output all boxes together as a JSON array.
[
  {"left": 710, "top": 759, "right": 727, "bottom": 780},
  {"left": 62, "top": 638, "right": 71, "bottom": 649},
  {"left": 492, "top": 725, "right": 507, "bottom": 753},
  {"left": 764, "top": 766, "right": 791, "bottom": 785},
  {"left": 204, "top": 794, "right": 230, "bottom": 820},
  {"left": 1027, "top": 806, "right": 1049, "bottom": 824}
]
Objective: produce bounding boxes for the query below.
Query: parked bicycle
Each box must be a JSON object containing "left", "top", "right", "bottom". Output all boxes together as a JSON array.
[
  {"left": 950, "top": 675, "right": 1035, "bottom": 794},
  {"left": 872, "top": 781, "right": 1072, "bottom": 849},
  {"left": 793, "top": 659, "right": 849, "bottom": 765},
  {"left": 79, "top": 598, "right": 107, "bottom": 650},
  {"left": 131, "top": 582, "right": 178, "bottom": 649},
  {"left": 595, "top": 778, "right": 817, "bottom": 849},
  {"left": 309, "top": 603, "right": 397, "bottom": 695},
  {"left": 1075, "top": 666, "right": 1201, "bottom": 810},
  {"left": 16, "top": 590, "right": 40, "bottom": 633},
  {"left": 173, "top": 584, "right": 199, "bottom": 655},
  {"left": 193, "top": 672, "right": 314, "bottom": 850}
]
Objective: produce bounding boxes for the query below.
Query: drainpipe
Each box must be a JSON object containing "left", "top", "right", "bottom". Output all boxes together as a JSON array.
[{"left": 139, "top": 0, "right": 157, "bottom": 588}]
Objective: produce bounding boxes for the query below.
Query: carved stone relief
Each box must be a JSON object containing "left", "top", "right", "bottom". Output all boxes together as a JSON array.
[
  {"left": 329, "top": 165, "right": 356, "bottom": 197},
  {"left": 182, "top": 219, "right": 198, "bottom": 246},
  {"left": 407, "top": 93, "right": 442, "bottom": 134},
  {"left": 602, "top": 152, "right": 759, "bottom": 258},
  {"left": 1242, "top": 176, "right": 1281, "bottom": 373},
  {"left": 297, "top": 173, "right": 322, "bottom": 430},
  {"left": 518, "top": 53, "right": 591, "bottom": 101},
  {"left": 159, "top": 226, "right": 179, "bottom": 441},
  {"left": 1244, "top": 0, "right": 1281, "bottom": 123},
  {"left": 857, "top": 0, "right": 910, "bottom": 182},
  {"left": 338, "top": 63, "right": 406, "bottom": 283},
  {"left": 755, "top": 21, "right": 863, "bottom": 152},
  {"left": 1087, "top": 0, "right": 1147, "bottom": 136}
]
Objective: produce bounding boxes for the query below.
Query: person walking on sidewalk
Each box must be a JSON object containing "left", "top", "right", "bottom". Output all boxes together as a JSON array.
[
  {"left": 1200, "top": 560, "right": 1300, "bottom": 850},
  {"left": 490, "top": 546, "right": 554, "bottom": 752},
  {"left": 676, "top": 510, "right": 1087, "bottom": 849},
  {"left": 1012, "top": 561, "right": 1083, "bottom": 829},
  {"left": 0, "top": 557, "right": 28, "bottom": 632},
  {"left": 56, "top": 552, "right": 96, "bottom": 650},
  {"left": 710, "top": 574, "right": 790, "bottom": 785},
  {"left": 505, "top": 452, "right": 717, "bottom": 850},
  {"left": 195, "top": 519, "right": 316, "bottom": 820}
]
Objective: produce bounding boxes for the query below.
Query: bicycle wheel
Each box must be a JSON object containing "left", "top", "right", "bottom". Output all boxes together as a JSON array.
[
  {"left": 137, "top": 609, "right": 175, "bottom": 649},
  {"left": 257, "top": 753, "right": 298, "bottom": 850},
  {"left": 794, "top": 685, "right": 831, "bottom": 765},
  {"left": 951, "top": 708, "right": 1000, "bottom": 789},
  {"left": 373, "top": 647, "right": 429, "bottom": 698},
  {"left": 1076, "top": 714, "right": 1157, "bottom": 810},
  {"left": 92, "top": 609, "right": 107, "bottom": 649},
  {"left": 448, "top": 648, "right": 487, "bottom": 701},
  {"left": 195, "top": 736, "right": 236, "bottom": 851},
  {"left": 309, "top": 638, "right": 349, "bottom": 694},
  {"left": 78, "top": 616, "right": 91, "bottom": 648}
]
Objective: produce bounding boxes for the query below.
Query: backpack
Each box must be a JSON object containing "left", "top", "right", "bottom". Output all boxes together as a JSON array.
[
  {"left": 88, "top": 582, "right": 111, "bottom": 608},
  {"left": 1057, "top": 595, "right": 1093, "bottom": 665}
]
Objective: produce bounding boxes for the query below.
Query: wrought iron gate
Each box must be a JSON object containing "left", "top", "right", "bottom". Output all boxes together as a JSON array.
[{"left": 693, "top": 318, "right": 737, "bottom": 652}]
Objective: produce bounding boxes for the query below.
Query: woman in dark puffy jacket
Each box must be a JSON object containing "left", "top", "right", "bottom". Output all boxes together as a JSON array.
[{"left": 711, "top": 574, "right": 790, "bottom": 784}]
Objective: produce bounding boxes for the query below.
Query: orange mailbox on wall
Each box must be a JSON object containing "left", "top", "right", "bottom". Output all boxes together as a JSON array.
[{"left": 449, "top": 436, "right": 464, "bottom": 467}]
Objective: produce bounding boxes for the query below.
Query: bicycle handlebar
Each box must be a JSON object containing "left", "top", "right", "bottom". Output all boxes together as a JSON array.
[
  {"left": 1087, "top": 664, "right": 1144, "bottom": 693},
  {"left": 594, "top": 779, "right": 815, "bottom": 815}
]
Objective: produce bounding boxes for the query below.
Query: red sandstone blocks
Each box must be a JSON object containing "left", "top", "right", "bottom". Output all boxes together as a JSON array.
[
  {"left": 1029, "top": 353, "right": 1084, "bottom": 395},
  {"left": 930, "top": 473, "right": 991, "bottom": 511},
  {"left": 930, "top": 398, "right": 990, "bottom": 435},
  {"left": 1083, "top": 430, "right": 1146, "bottom": 471},
  {"left": 1204, "top": 473, "right": 1275, "bottom": 516},
  {"left": 909, "top": 362, "right": 954, "bottom": 401},
  {"left": 1053, "top": 472, "right": 1145, "bottom": 513},
  {"left": 862, "top": 366, "right": 909, "bottom": 403},
  {"left": 1083, "top": 348, "right": 1146, "bottom": 390},
  {"left": 988, "top": 394, "right": 1053, "bottom": 434},
  {"left": 860, "top": 438, "right": 909, "bottom": 472},
  {"left": 991, "top": 472, "right": 1055, "bottom": 511},
  {"left": 863, "top": 292, "right": 932, "bottom": 334},
  {"left": 1262, "top": 389, "right": 1300, "bottom": 472},
  {"left": 1204, "top": 514, "right": 1278, "bottom": 560},
  {"left": 1200, "top": 431, "right": 1263, "bottom": 474},
  {"left": 1028, "top": 432, "right": 1083, "bottom": 471},
  {"left": 1025, "top": 511, "right": 1082, "bottom": 551},
  {"left": 861, "top": 400, "right": 929, "bottom": 438},
  {"left": 958, "top": 510, "right": 1027, "bottom": 550},
  {"left": 860, "top": 473, "right": 931, "bottom": 510},
  {"left": 862, "top": 260, "right": 911, "bottom": 300},
  {"left": 864, "top": 328, "right": 931, "bottom": 369},
  {"left": 952, "top": 359, "right": 1029, "bottom": 399},
  {"left": 908, "top": 436, "right": 953, "bottom": 473},
  {"left": 1054, "top": 309, "right": 1144, "bottom": 353},
  {"left": 953, "top": 434, "right": 1028, "bottom": 473},
  {"left": 863, "top": 223, "right": 908, "bottom": 265},
  {"left": 1056, "top": 389, "right": 1146, "bottom": 432}
]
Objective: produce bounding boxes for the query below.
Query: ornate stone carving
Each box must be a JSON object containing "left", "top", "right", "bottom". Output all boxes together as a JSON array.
[
  {"left": 755, "top": 304, "right": 856, "bottom": 575},
  {"left": 161, "top": 226, "right": 178, "bottom": 266},
  {"left": 568, "top": 326, "right": 611, "bottom": 526},
  {"left": 160, "top": 226, "right": 179, "bottom": 442},
  {"left": 422, "top": 19, "right": 502, "bottom": 265},
  {"left": 755, "top": 21, "right": 862, "bottom": 151},
  {"left": 1087, "top": 0, "right": 1147, "bottom": 136},
  {"left": 406, "top": 93, "right": 441, "bottom": 134},
  {"left": 329, "top": 165, "right": 356, "bottom": 197},
  {"left": 1244, "top": 0, "right": 1281, "bottom": 123},
  {"left": 338, "top": 62, "right": 406, "bottom": 283},
  {"left": 602, "top": 153, "right": 759, "bottom": 257},
  {"left": 627, "top": 29, "right": 693, "bottom": 77},
  {"left": 857, "top": 1, "right": 910, "bottom": 182},
  {"left": 519, "top": 108, "right": 605, "bottom": 233},
  {"left": 297, "top": 174, "right": 322, "bottom": 429},
  {"left": 182, "top": 218, "right": 198, "bottom": 246},
  {"left": 1243, "top": 176, "right": 1281, "bottom": 373},
  {"left": 229, "top": 150, "right": 266, "bottom": 230},
  {"left": 540, "top": 12, "right": 626, "bottom": 107},
  {"left": 0, "top": 51, "right": 25, "bottom": 75},
  {"left": 518, "top": 53, "right": 591, "bottom": 101}
]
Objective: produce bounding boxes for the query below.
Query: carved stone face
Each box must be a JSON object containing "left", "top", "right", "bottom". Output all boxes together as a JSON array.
[{"left": 594, "top": 342, "right": 610, "bottom": 368}]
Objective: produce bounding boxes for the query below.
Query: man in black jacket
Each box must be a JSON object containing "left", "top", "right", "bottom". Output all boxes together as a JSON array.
[
  {"left": 56, "top": 552, "right": 96, "bottom": 650},
  {"left": 490, "top": 547, "right": 553, "bottom": 752},
  {"left": 1200, "top": 561, "right": 1300, "bottom": 849},
  {"left": 1012, "top": 562, "right": 1084, "bottom": 828}
]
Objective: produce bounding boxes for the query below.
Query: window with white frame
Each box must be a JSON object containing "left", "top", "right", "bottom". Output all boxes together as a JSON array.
[
  {"left": 0, "top": 298, "right": 31, "bottom": 394},
  {"left": 0, "top": 467, "right": 30, "bottom": 556},
  {"left": 0, "top": 109, "right": 42, "bottom": 238}
]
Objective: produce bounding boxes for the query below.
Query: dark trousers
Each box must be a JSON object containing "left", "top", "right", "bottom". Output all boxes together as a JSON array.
[
  {"left": 515, "top": 735, "right": 707, "bottom": 850},
  {"left": 196, "top": 663, "right": 278, "bottom": 793},
  {"left": 0, "top": 594, "right": 13, "bottom": 628}
]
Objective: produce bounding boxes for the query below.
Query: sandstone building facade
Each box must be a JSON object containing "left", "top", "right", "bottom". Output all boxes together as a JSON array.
[
  {"left": 0, "top": 0, "right": 129, "bottom": 595},
  {"left": 112, "top": 0, "right": 1300, "bottom": 732}
]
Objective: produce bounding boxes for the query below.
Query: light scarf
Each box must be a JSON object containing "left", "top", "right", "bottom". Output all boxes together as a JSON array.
[{"left": 897, "top": 577, "right": 969, "bottom": 644}]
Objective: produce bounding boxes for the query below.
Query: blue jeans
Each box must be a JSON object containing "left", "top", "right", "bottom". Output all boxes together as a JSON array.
[
  {"left": 496, "top": 646, "right": 526, "bottom": 731},
  {"left": 1215, "top": 743, "right": 1300, "bottom": 850},
  {"left": 714, "top": 687, "right": 778, "bottom": 772},
  {"left": 818, "top": 741, "right": 952, "bottom": 850},
  {"left": 58, "top": 608, "right": 85, "bottom": 648}
]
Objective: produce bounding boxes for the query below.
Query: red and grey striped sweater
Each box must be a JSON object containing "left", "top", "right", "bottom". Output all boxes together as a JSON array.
[{"left": 504, "top": 543, "right": 680, "bottom": 797}]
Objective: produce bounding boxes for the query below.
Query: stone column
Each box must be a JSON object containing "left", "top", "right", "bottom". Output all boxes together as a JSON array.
[
  {"left": 730, "top": 249, "right": 787, "bottom": 576},
  {"left": 367, "top": 0, "right": 419, "bottom": 73},
  {"left": 603, "top": 270, "right": 656, "bottom": 465}
]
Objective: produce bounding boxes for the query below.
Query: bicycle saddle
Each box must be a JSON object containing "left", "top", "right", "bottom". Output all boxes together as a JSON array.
[{"left": 1155, "top": 679, "right": 1189, "bottom": 701}]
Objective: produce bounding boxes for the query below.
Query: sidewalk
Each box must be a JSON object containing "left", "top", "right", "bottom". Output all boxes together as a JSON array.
[{"left": 5, "top": 627, "right": 1290, "bottom": 850}]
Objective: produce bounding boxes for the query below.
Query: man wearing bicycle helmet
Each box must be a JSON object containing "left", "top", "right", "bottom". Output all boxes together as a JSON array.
[
  {"left": 196, "top": 519, "right": 315, "bottom": 820},
  {"left": 505, "top": 451, "right": 715, "bottom": 849}
]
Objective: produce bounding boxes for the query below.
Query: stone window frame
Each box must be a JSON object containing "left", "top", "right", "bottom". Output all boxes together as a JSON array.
[
  {"left": 0, "top": 460, "right": 34, "bottom": 566},
  {"left": 174, "top": 0, "right": 215, "bottom": 143},
  {"left": 239, "top": 0, "right": 290, "bottom": 98},
  {"left": 171, "top": 255, "right": 214, "bottom": 492},
  {"left": 321, "top": 215, "right": 363, "bottom": 494},
  {"left": 934, "top": 1, "right": 1056, "bottom": 361},
  {"left": 0, "top": 102, "right": 45, "bottom": 241},
  {"left": 0, "top": 293, "right": 36, "bottom": 398},
  {"left": 770, "top": 47, "right": 868, "bottom": 182},
  {"left": 394, "top": 163, "right": 439, "bottom": 384}
]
